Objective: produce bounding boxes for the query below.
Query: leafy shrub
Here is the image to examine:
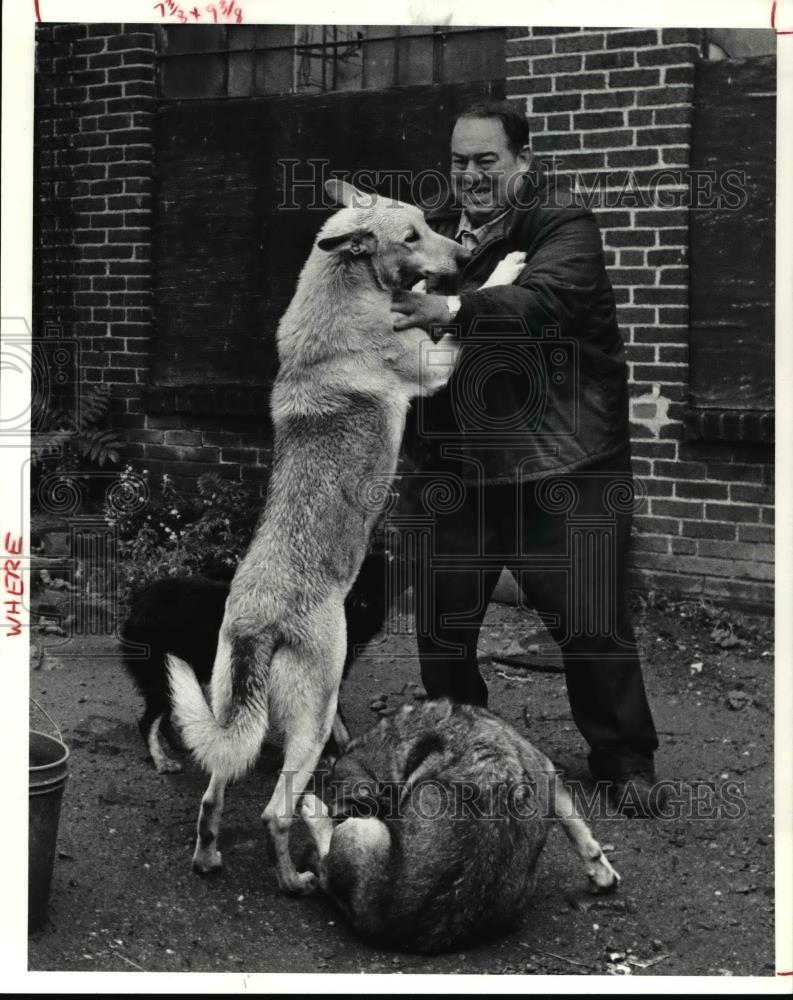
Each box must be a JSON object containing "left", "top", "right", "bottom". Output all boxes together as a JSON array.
[{"left": 105, "top": 466, "right": 262, "bottom": 608}]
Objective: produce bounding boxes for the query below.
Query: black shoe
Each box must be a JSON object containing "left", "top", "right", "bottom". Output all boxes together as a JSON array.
[{"left": 607, "top": 772, "right": 669, "bottom": 818}]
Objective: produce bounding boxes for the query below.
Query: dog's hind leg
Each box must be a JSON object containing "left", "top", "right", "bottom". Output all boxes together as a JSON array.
[
  {"left": 192, "top": 770, "right": 227, "bottom": 874},
  {"left": 547, "top": 770, "right": 620, "bottom": 894},
  {"left": 262, "top": 708, "right": 335, "bottom": 895},
  {"left": 262, "top": 628, "right": 345, "bottom": 895}
]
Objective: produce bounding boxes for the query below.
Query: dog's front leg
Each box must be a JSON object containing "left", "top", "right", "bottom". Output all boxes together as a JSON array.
[{"left": 546, "top": 769, "right": 620, "bottom": 893}]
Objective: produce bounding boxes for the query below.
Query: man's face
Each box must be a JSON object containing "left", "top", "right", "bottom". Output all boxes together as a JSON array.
[{"left": 450, "top": 116, "right": 530, "bottom": 225}]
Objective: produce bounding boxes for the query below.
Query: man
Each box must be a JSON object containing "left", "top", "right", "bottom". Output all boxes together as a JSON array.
[{"left": 391, "top": 100, "right": 664, "bottom": 817}]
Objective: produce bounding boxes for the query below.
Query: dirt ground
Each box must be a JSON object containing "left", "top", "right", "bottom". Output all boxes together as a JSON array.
[{"left": 28, "top": 593, "right": 776, "bottom": 979}]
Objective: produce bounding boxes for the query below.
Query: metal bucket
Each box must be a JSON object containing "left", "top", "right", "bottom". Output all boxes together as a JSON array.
[{"left": 29, "top": 730, "right": 69, "bottom": 931}]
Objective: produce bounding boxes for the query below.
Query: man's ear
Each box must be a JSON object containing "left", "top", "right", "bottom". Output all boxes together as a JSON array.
[
  {"left": 324, "top": 179, "right": 377, "bottom": 208},
  {"left": 517, "top": 145, "right": 533, "bottom": 172},
  {"left": 316, "top": 228, "right": 377, "bottom": 256}
]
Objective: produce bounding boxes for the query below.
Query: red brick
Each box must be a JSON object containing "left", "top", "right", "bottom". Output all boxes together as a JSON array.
[
  {"left": 658, "top": 307, "right": 689, "bottom": 324},
  {"left": 706, "top": 503, "right": 761, "bottom": 524},
  {"left": 634, "top": 515, "right": 680, "bottom": 536},
  {"left": 532, "top": 94, "right": 583, "bottom": 112},
  {"left": 636, "top": 126, "right": 691, "bottom": 146},
  {"left": 632, "top": 534, "right": 670, "bottom": 553},
  {"left": 585, "top": 50, "right": 635, "bottom": 70},
  {"left": 679, "top": 520, "right": 735, "bottom": 541},
  {"left": 584, "top": 90, "right": 636, "bottom": 110},
  {"left": 653, "top": 106, "right": 694, "bottom": 125},
  {"left": 533, "top": 54, "right": 583, "bottom": 74},
  {"left": 573, "top": 111, "right": 626, "bottom": 130},
  {"left": 108, "top": 352, "right": 149, "bottom": 367},
  {"left": 675, "top": 481, "right": 728, "bottom": 500},
  {"left": 697, "top": 539, "right": 773, "bottom": 562},
  {"left": 532, "top": 134, "right": 583, "bottom": 153},
  {"left": 220, "top": 447, "right": 260, "bottom": 464},
  {"left": 644, "top": 479, "right": 674, "bottom": 497},
  {"left": 730, "top": 483, "right": 774, "bottom": 505},
  {"left": 556, "top": 72, "right": 607, "bottom": 91},
  {"left": 738, "top": 525, "right": 774, "bottom": 544},
  {"left": 605, "top": 231, "right": 656, "bottom": 248},
  {"left": 102, "top": 368, "right": 137, "bottom": 383},
  {"left": 506, "top": 38, "right": 553, "bottom": 56},
  {"left": 146, "top": 414, "right": 187, "bottom": 429},
  {"left": 665, "top": 66, "right": 696, "bottom": 86},
  {"left": 555, "top": 34, "right": 605, "bottom": 53},
  {"left": 606, "top": 29, "right": 659, "bottom": 48},
  {"left": 701, "top": 461, "right": 764, "bottom": 483},
  {"left": 507, "top": 77, "right": 553, "bottom": 95},
  {"left": 652, "top": 499, "right": 704, "bottom": 518},
  {"left": 163, "top": 430, "right": 202, "bottom": 446}
]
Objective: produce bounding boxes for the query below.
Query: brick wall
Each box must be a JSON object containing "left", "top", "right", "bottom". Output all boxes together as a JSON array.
[
  {"left": 34, "top": 23, "right": 275, "bottom": 497},
  {"left": 506, "top": 26, "right": 774, "bottom": 610},
  {"left": 34, "top": 24, "right": 774, "bottom": 610},
  {"left": 35, "top": 22, "right": 157, "bottom": 461}
]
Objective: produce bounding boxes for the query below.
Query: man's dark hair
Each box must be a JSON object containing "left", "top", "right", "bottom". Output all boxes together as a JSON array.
[{"left": 453, "top": 100, "right": 529, "bottom": 156}]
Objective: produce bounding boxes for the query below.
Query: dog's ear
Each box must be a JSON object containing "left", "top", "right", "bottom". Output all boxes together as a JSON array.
[
  {"left": 316, "top": 228, "right": 377, "bottom": 256},
  {"left": 324, "top": 179, "right": 377, "bottom": 209}
]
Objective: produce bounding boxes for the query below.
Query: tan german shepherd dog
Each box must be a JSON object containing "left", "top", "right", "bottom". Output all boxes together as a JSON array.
[
  {"left": 167, "top": 180, "right": 529, "bottom": 893},
  {"left": 301, "top": 699, "right": 619, "bottom": 953}
]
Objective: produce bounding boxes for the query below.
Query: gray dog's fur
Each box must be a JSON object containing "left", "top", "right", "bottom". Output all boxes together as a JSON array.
[
  {"left": 167, "top": 180, "right": 485, "bottom": 892},
  {"left": 301, "top": 700, "right": 619, "bottom": 954}
]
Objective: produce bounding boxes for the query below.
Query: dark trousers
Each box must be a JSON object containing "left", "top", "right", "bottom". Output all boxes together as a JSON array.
[{"left": 410, "top": 447, "right": 659, "bottom": 778}]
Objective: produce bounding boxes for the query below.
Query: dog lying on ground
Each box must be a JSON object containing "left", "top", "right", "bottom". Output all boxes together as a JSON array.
[
  {"left": 301, "top": 699, "right": 620, "bottom": 954},
  {"left": 167, "top": 180, "right": 527, "bottom": 893},
  {"left": 121, "top": 540, "right": 394, "bottom": 773}
]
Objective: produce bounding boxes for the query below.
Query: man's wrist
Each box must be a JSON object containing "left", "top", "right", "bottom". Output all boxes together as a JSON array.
[{"left": 446, "top": 295, "right": 462, "bottom": 321}]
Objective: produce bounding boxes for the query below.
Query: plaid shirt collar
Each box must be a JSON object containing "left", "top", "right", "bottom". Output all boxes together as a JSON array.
[{"left": 454, "top": 206, "right": 513, "bottom": 251}]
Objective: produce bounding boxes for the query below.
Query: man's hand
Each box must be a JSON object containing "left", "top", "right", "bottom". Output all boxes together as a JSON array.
[{"left": 391, "top": 290, "right": 451, "bottom": 332}]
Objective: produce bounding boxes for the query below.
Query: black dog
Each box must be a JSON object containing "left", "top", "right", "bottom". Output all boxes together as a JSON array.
[{"left": 121, "top": 545, "right": 398, "bottom": 773}]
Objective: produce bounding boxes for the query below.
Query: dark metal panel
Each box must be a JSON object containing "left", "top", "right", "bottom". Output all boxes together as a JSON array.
[
  {"left": 688, "top": 55, "right": 775, "bottom": 414},
  {"left": 152, "top": 79, "right": 504, "bottom": 395}
]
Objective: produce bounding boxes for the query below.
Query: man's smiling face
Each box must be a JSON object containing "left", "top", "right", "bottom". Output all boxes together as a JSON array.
[{"left": 450, "top": 116, "right": 530, "bottom": 226}]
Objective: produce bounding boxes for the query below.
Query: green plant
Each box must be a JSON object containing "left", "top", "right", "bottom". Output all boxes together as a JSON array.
[
  {"left": 105, "top": 467, "right": 262, "bottom": 608},
  {"left": 33, "top": 382, "right": 122, "bottom": 474}
]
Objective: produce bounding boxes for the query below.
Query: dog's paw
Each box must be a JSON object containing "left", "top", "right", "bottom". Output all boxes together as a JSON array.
[
  {"left": 586, "top": 851, "right": 620, "bottom": 895},
  {"left": 279, "top": 869, "right": 319, "bottom": 896},
  {"left": 154, "top": 758, "right": 183, "bottom": 775}
]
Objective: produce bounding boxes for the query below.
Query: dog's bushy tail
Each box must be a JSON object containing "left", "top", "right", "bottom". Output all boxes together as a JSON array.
[{"left": 167, "top": 630, "right": 276, "bottom": 781}]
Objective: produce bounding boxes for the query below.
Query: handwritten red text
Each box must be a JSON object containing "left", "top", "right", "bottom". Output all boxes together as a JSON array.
[
  {"left": 154, "top": 0, "right": 244, "bottom": 23},
  {"left": 4, "top": 533, "right": 23, "bottom": 637}
]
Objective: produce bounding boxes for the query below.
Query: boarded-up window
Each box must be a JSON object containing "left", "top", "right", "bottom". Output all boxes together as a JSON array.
[
  {"left": 148, "top": 25, "right": 505, "bottom": 415},
  {"left": 157, "top": 25, "right": 506, "bottom": 99},
  {"left": 685, "top": 55, "right": 775, "bottom": 442}
]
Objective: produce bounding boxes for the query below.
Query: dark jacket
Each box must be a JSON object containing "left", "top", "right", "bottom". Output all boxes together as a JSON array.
[{"left": 402, "top": 169, "right": 630, "bottom": 484}]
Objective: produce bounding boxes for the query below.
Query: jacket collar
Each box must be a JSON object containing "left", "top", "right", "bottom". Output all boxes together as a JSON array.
[{"left": 424, "top": 167, "right": 547, "bottom": 245}]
